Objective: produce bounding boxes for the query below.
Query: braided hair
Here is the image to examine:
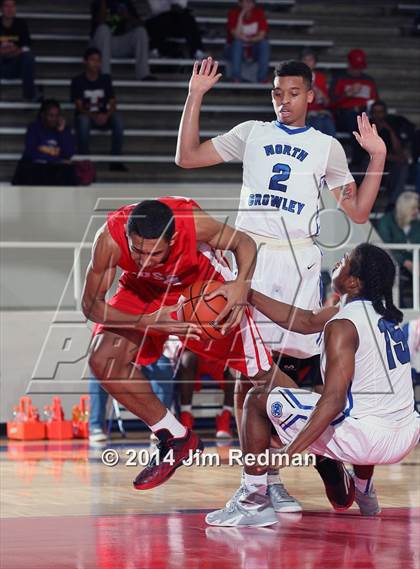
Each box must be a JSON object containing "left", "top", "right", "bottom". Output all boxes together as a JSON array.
[{"left": 349, "top": 243, "right": 404, "bottom": 323}]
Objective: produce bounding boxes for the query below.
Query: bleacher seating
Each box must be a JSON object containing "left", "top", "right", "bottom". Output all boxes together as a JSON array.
[{"left": 0, "top": 0, "right": 419, "bottom": 184}]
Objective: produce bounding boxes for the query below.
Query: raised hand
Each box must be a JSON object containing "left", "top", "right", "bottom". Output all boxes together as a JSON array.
[
  {"left": 189, "top": 57, "right": 222, "bottom": 96},
  {"left": 353, "top": 112, "right": 386, "bottom": 157}
]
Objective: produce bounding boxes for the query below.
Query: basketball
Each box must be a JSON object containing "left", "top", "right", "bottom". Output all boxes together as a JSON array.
[{"left": 181, "top": 280, "right": 231, "bottom": 340}]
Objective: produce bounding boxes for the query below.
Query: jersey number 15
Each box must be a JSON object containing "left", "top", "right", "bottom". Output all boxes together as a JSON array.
[{"left": 378, "top": 318, "right": 410, "bottom": 370}]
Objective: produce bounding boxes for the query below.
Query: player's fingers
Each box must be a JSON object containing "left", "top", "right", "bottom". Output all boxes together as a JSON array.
[
  {"left": 192, "top": 60, "right": 199, "bottom": 75},
  {"left": 352, "top": 131, "right": 362, "bottom": 145},
  {"left": 214, "top": 302, "right": 233, "bottom": 325},
  {"left": 372, "top": 123, "right": 378, "bottom": 136},
  {"left": 199, "top": 58, "right": 208, "bottom": 74},
  {"left": 210, "top": 60, "right": 219, "bottom": 77},
  {"left": 205, "top": 286, "right": 226, "bottom": 301},
  {"left": 221, "top": 306, "right": 243, "bottom": 335},
  {"left": 356, "top": 114, "right": 362, "bottom": 133}
]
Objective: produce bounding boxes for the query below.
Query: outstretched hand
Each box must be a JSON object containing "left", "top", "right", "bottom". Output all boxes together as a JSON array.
[
  {"left": 189, "top": 57, "right": 222, "bottom": 96},
  {"left": 353, "top": 112, "right": 386, "bottom": 157}
]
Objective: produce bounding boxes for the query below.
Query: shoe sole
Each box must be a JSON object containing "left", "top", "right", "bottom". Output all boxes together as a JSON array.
[
  {"left": 205, "top": 516, "right": 278, "bottom": 528},
  {"left": 134, "top": 439, "right": 204, "bottom": 490},
  {"left": 272, "top": 504, "right": 303, "bottom": 513}
]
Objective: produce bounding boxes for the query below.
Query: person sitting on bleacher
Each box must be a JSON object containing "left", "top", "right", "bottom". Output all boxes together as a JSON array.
[
  {"left": 331, "top": 48, "right": 378, "bottom": 166},
  {"left": 145, "top": 0, "right": 205, "bottom": 60},
  {"left": 375, "top": 191, "right": 420, "bottom": 309},
  {"left": 301, "top": 48, "right": 335, "bottom": 137},
  {"left": 90, "top": 0, "right": 153, "bottom": 81},
  {"left": 0, "top": 0, "right": 37, "bottom": 101},
  {"left": 370, "top": 100, "right": 413, "bottom": 207},
  {"left": 71, "top": 47, "right": 126, "bottom": 172},
  {"left": 12, "top": 99, "right": 77, "bottom": 186},
  {"left": 225, "top": 0, "right": 270, "bottom": 84}
]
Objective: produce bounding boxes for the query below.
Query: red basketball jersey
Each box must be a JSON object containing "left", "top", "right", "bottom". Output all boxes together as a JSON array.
[{"left": 107, "top": 196, "right": 225, "bottom": 293}]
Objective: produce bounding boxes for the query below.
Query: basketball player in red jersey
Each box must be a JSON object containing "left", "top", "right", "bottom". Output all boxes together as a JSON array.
[{"left": 82, "top": 196, "right": 272, "bottom": 490}]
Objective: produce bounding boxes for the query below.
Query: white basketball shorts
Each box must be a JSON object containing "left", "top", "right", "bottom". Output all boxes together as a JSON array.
[
  {"left": 247, "top": 233, "right": 323, "bottom": 358},
  {"left": 267, "top": 387, "right": 420, "bottom": 465}
]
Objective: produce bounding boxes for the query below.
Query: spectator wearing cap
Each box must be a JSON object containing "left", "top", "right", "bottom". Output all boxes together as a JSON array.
[
  {"left": 301, "top": 49, "right": 335, "bottom": 136},
  {"left": 71, "top": 47, "right": 126, "bottom": 172},
  {"left": 225, "top": 0, "right": 270, "bottom": 83},
  {"left": 331, "top": 48, "right": 378, "bottom": 164},
  {"left": 331, "top": 48, "right": 378, "bottom": 131},
  {"left": 0, "top": 0, "right": 37, "bottom": 100}
]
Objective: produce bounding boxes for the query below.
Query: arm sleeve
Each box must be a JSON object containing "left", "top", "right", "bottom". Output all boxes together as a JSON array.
[
  {"left": 211, "top": 120, "right": 255, "bottom": 162},
  {"left": 325, "top": 137, "right": 355, "bottom": 190}
]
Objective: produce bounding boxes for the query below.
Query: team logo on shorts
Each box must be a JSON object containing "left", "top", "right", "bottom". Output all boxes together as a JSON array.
[{"left": 271, "top": 401, "right": 283, "bottom": 418}]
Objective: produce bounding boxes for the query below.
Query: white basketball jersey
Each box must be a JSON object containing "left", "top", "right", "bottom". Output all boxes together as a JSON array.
[
  {"left": 239, "top": 122, "right": 333, "bottom": 240},
  {"left": 321, "top": 300, "right": 414, "bottom": 421}
]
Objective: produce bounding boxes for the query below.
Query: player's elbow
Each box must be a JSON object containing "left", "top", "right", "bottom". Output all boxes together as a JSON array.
[
  {"left": 81, "top": 295, "right": 97, "bottom": 321},
  {"left": 350, "top": 213, "right": 369, "bottom": 224},
  {"left": 175, "top": 153, "right": 196, "bottom": 169}
]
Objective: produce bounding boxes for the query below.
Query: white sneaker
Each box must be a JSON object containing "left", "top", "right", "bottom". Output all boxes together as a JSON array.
[
  {"left": 349, "top": 473, "right": 381, "bottom": 516},
  {"left": 205, "top": 485, "right": 278, "bottom": 527},
  {"left": 268, "top": 483, "right": 303, "bottom": 513},
  {"left": 89, "top": 428, "right": 108, "bottom": 443}
]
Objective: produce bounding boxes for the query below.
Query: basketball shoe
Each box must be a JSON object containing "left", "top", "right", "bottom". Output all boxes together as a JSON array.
[
  {"left": 133, "top": 428, "right": 204, "bottom": 490},
  {"left": 315, "top": 456, "right": 355, "bottom": 511},
  {"left": 215, "top": 410, "right": 233, "bottom": 438},
  {"left": 267, "top": 482, "right": 303, "bottom": 513},
  {"left": 349, "top": 471, "right": 381, "bottom": 516},
  {"left": 205, "top": 485, "right": 278, "bottom": 527}
]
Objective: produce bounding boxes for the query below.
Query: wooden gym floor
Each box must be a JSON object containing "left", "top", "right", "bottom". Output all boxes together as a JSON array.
[{"left": 1, "top": 435, "right": 419, "bottom": 569}]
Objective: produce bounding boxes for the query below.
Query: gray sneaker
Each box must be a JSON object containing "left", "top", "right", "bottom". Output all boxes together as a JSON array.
[
  {"left": 354, "top": 485, "right": 381, "bottom": 516},
  {"left": 348, "top": 470, "right": 381, "bottom": 516},
  {"left": 205, "top": 486, "right": 278, "bottom": 527},
  {"left": 268, "top": 483, "right": 303, "bottom": 513}
]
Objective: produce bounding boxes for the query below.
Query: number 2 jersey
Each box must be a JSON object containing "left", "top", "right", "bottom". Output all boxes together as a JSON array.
[
  {"left": 212, "top": 120, "right": 354, "bottom": 241},
  {"left": 320, "top": 300, "right": 415, "bottom": 422}
]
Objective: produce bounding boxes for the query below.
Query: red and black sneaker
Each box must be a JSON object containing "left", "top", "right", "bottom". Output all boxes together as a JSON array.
[
  {"left": 315, "top": 456, "right": 355, "bottom": 511},
  {"left": 133, "top": 428, "right": 204, "bottom": 490}
]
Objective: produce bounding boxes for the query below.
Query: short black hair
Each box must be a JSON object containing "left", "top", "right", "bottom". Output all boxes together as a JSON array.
[
  {"left": 127, "top": 200, "right": 175, "bottom": 241},
  {"left": 274, "top": 60, "right": 312, "bottom": 89},
  {"left": 350, "top": 243, "right": 403, "bottom": 323},
  {"left": 39, "top": 98, "right": 61, "bottom": 116},
  {"left": 84, "top": 47, "right": 101, "bottom": 60},
  {"left": 371, "top": 99, "right": 387, "bottom": 112}
]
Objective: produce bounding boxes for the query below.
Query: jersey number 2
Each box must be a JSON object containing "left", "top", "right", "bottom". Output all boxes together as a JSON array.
[
  {"left": 378, "top": 318, "right": 410, "bottom": 370},
  {"left": 268, "top": 163, "right": 291, "bottom": 193}
]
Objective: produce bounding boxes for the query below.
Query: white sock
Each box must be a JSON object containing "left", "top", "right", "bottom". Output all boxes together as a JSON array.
[
  {"left": 354, "top": 475, "right": 374, "bottom": 495},
  {"left": 180, "top": 405, "right": 192, "bottom": 413},
  {"left": 244, "top": 472, "right": 267, "bottom": 493},
  {"left": 268, "top": 449, "right": 282, "bottom": 485},
  {"left": 148, "top": 410, "right": 187, "bottom": 438},
  {"left": 222, "top": 405, "right": 234, "bottom": 414}
]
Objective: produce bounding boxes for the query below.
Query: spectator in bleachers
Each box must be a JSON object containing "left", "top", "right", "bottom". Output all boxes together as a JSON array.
[
  {"left": 370, "top": 100, "right": 411, "bottom": 206},
  {"left": 90, "top": 0, "right": 153, "bottom": 81},
  {"left": 71, "top": 47, "right": 126, "bottom": 172},
  {"left": 225, "top": 0, "right": 270, "bottom": 83},
  {"left": 301, "top": 48, "right": 335, "bottom": 136},
  {"left": 145, "top": 0, "right": 205, "bottom": 59},
  {"left": 375, "top": 191, "right": 420, "bottom": 308},
  {"left": 331, "top": 48, "right": 378, "bottom": 165},
  {"left": 12, "top": 99, "right": 77, "bottom": 185},
  {"left": 0, "top": 0, "right": 37, "bottom": 100}
]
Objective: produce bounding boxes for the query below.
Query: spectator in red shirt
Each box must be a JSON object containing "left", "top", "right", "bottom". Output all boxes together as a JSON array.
[
  {"left": 331, "top": 48, "right": 378, "bottom": 134},
  {"left": 225, "top": 0, "right": 270, "bottom": 83},
  {"left": 301, "top": 49, "right": 335, "bottom": 136}
]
